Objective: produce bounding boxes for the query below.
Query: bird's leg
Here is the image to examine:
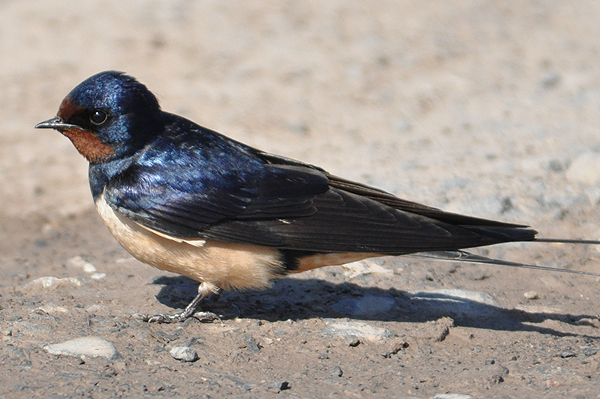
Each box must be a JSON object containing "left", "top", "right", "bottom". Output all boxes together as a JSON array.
[{"left": 136, "top": 282, "right": 222, "bottom": 324}]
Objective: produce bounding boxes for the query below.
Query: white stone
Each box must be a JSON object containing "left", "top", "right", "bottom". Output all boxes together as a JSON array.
[
  {"left": 45, "top": 336, "right": 118, "bottom": 360},
  {"left": 170, "top": 346, "right": 198, "bottom": 362},
  {"left": 524, "top": 291, "right": 539, "bottom": 300},
  {"left": 322, "top": 320, "right": 396, "bottom": 341}
]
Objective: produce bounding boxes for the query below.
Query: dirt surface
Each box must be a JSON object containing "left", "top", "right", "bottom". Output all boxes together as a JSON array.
[{"left": 2, "top": 1, "right": 600, "bottom": 398}]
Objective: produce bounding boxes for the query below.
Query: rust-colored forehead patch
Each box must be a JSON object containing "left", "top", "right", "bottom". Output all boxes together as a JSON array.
[
  {"left": 61, "top": 127, "right": 115, "bottom": 164},
  {"left": 57, "top": 96, "right": 81, "bottom": 122}
]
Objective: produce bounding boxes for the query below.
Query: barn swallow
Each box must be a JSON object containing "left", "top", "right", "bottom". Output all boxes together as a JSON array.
[{"left": 36, "top": 71, "right": 600, "bottom": 323}]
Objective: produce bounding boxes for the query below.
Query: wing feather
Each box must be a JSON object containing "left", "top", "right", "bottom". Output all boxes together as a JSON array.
[{"left": 102, "top": 130, "right": 536, "bottom": 254}]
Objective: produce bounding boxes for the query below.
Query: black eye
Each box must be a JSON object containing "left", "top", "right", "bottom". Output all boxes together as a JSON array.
[{"left": 89, "top": 110, "right": 108, "bottom": 126}]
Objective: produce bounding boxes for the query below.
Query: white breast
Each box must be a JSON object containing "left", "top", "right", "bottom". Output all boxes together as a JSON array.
[{"left": 95, "top": 194, "right": 285, "bottom": 290}]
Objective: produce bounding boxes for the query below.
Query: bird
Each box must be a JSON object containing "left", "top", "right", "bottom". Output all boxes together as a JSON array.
[{"left": 35, "top": 71, "right": 600, "bottom": 323}]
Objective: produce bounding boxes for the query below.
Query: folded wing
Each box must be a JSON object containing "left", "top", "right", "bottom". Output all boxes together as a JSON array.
[{"left": 103, "top": 129, "right": 537, "bottom": 255}]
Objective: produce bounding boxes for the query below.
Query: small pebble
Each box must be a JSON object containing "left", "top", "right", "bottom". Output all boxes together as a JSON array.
[
  {"left": 491, "top": 366, "right": 509, "bottom": 383},
  {"left": 560, "top": 349, "right": 576, "bottom": 358},
  {"left": 330, "top": 366, "right": 343, "bottom": 377},
  {"left": 243, "top": 334, "right": 260, "bottom": 353},
  {"left": 381, "top": 339, "right": 409, "bottom": 358},
  {"left": 170, "top": 346, "right": 198, "bottom": 362},
  {"left": 344, "top": 336, "right": 361, "bottom": 347},
  {"left": 582, "top": 347, "right": 598, "bottom": 357},
  {"left": 524, "top": 291, "right": 538, "bottom": 300},
  {"left": 268, "top": 381, "right": 290, "bottom": 393}
]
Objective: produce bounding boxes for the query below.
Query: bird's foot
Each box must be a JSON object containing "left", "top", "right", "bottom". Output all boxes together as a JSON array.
[
  {"left": 135, "top": 310, "right": 219, "bottom": 324},
  {"left": 135, "top": 282, "right": 222, "bottom": 324}
]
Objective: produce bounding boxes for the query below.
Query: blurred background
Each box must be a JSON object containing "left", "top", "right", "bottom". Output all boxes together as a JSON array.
[{"left": 2, "top": 0, "right": 600, "bottom": 236}]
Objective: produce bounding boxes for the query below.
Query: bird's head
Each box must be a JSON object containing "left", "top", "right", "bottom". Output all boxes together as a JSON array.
[{"left": 36, "top": 71, "right": 163, "bottom": 164}]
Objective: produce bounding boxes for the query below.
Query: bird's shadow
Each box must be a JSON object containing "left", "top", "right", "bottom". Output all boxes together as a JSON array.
[{"left": 148, "top": 275, "right": 599, "bottom": 339}]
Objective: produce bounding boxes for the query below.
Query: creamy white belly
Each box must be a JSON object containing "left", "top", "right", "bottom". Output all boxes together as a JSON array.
[{"left": 95, "top": 194, "right": 285, "bottom": 291}]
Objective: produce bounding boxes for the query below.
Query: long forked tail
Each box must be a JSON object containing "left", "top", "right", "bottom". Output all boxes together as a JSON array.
[
  {"left": 534, "top": 238, "right": 600, "bottom": 245},
  {"left": 411, "top": 248, "right": 600, "bottom": 277}
]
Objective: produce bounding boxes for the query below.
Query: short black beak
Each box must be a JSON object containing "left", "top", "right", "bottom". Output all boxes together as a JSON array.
[{"left": 35, "top": 117, "right": 77, "bottom": 130}]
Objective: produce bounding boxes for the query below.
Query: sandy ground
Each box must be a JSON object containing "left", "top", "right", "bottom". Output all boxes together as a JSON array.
[{"left": 2, "top": 1, "right": 600, "bottom": 398}]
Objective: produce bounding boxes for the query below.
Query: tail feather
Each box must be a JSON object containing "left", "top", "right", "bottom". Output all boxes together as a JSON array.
[
  {"left": 411, "top": 250, "right": 600, "bottom": 277},
  {"left": 534, "top": 238, "right": 600, "bottom": 245},
  {"left": 462, "top": 225, "right": 537, "bottom": 243}
]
